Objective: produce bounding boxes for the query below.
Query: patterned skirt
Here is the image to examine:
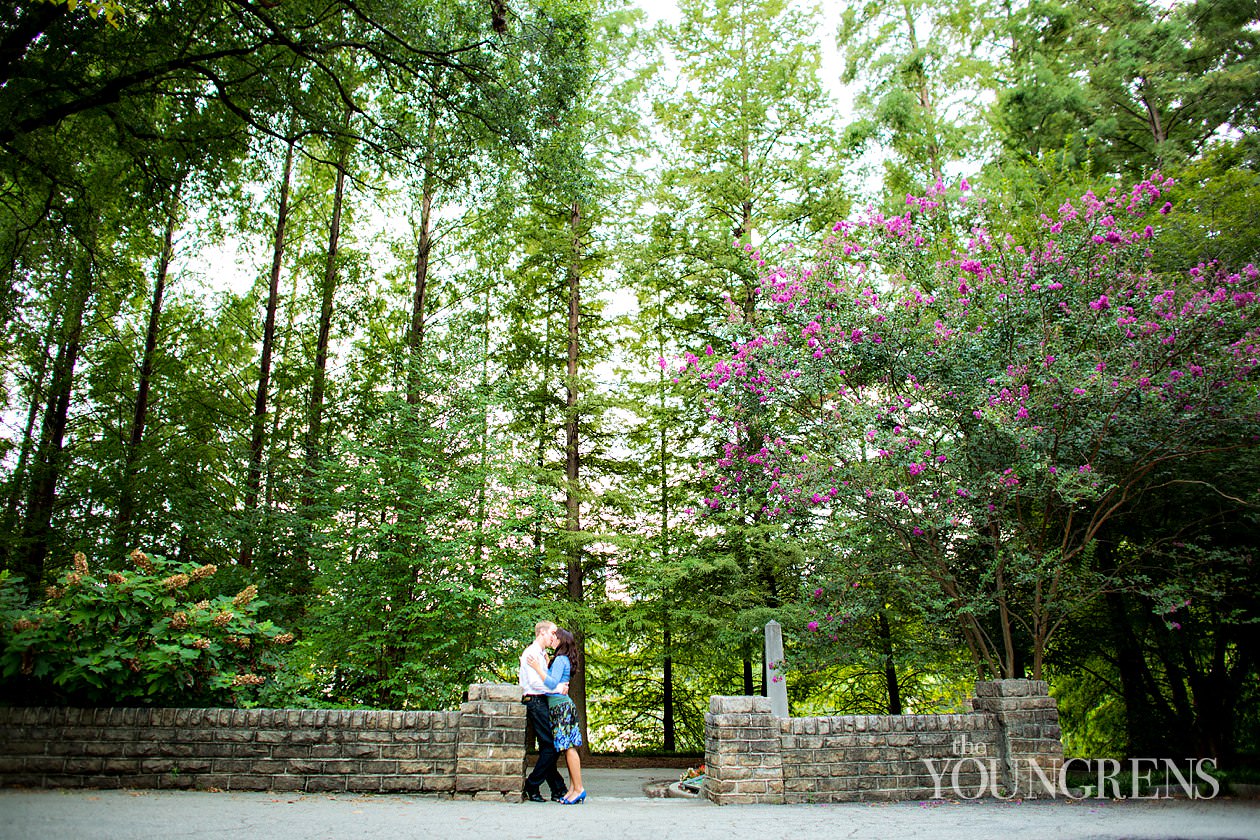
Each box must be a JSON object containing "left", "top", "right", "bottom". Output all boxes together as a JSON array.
[{"left": 548, "top": 695, "right": 583, "bottom": 751}]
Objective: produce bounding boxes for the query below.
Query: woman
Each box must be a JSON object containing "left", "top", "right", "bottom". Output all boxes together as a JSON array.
[{"left": 528, "top": 627, "right": 586, "bottom": 804}]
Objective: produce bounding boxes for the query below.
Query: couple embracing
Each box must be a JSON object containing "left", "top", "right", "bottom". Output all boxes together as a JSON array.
[{"left": 519, "top": 620, "right": 587, "bottom": 804}]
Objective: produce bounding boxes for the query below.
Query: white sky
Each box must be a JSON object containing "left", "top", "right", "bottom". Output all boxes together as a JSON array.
[{"left": 637, "top": 0, "right": 680, "bottom": 23}]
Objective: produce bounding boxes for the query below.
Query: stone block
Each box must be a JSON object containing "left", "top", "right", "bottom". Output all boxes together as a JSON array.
[
  {"left": 456, "top": 758, "right": 520, "bottom": 777},
  {"left": 100, "top": 758, "right": 140, "bottom": 774},
  {"left": 339, "top": 744, "right": 378, "bottom": 759},
  {"left": 459, "top": 702, "right": 525, "bottom": 721},
  {"left": 43, "top": 740, "right": 81, "bottom": 757},
  {"left": 60, "top": 755, "right": 103, "bottom": 775},
  {"left": 467, "top": 684, "right": 523, "bottom": 703},
  {"left": 4, "top": 773, "right": 47, "bottom": 787},
  {"left": 710, "top": 696, "right": 773, "bottom": 715},
  {"left": 465, "top": 773, "right": 522, "bottom": 791},
  {"left": 159, "top": 772, "right": 196, "bottom": 790},
  {"left": 346, "top": 776, "right": 384, "bottom": 792},
  {"left": 173, "top": 759, "right": 212, "bottom": 774},
  {"left": 319, "top": 760, "right": 359, "bottom": 775},
  {"left": 42, "top": 774, "right": 89, "bottom": 789},
  {"left": 193, "top": 774, "right": 230, "bottom": 790},
  {"left": 1000, "top": 679, "right": 1033, "bottom": 696},
  {"left": 360, "top": 760, "right": 397, "bottom": 774},
  {"left": 288, "top": 730, "right": 327, "bottom": 746},
  {"left": 709, "top": 713, "right": 755, "bottom": 729},
  {"left": 193, "top": 743, "right": 235, "bottom": 759},
  {"left": 304, "top": 777, "right": 346, "bottom": 793},
  {"left": 270, "top": 775, "right": 306, "bottom": 792},
  {"left": 396, "top": 760, "right": 437, "bottom": 775},
  {"left": 309, "top": 744, "right": 343, "bottom": 759},
  {"left": 0, "top": 756, "right": 27, "bottom": 773},
  {"left": 381, "top": 775, "right": 424, "bottom": 792},
  {"left": 425, "top": 775, "right": 455, "bottom": 792},
  {"left": 160, "top": 740, "right": 196, "bottom": 760},
  {"left": 381, "top": 745, "right": 419, "bottom": 760},
  {"left": 80, "top": 742, "right": 118, "bottom": 758},
  {"left": 233, "top": 743, "right": 272, "bottom": 758}
]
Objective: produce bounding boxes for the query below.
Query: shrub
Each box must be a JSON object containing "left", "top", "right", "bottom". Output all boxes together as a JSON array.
[{"left": 0, "top": 550, "right": 292, "bottom": 706}]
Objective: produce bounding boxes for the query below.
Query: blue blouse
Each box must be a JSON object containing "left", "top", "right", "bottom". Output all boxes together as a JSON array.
[{"left": 542, "top": 655, "right": 571, "bottom": 693}]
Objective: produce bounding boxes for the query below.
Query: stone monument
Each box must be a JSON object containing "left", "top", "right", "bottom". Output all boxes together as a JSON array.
[{"left": 765, "top": 619, "right": 788, "bottom": 718}]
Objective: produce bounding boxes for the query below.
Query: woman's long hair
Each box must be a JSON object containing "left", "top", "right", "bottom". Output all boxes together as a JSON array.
[{"left": 553, "top": 628, "right": 581, "bottom": 674}]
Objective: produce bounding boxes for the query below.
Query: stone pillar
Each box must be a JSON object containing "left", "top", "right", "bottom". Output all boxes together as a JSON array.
[
  {"left": 703, "top": 695, "right": 785, "bottom": 805},
  {"left": 454, "top": 683, "right": 527, "bottom": 802},
  {"left": 764, "top": 620, "right": 788, "bottom": 719},
  {"left": 973, "top": 679, "right": 1064, "bottom": 798}
]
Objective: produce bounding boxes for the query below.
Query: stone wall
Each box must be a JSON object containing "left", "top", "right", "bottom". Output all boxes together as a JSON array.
[
  {"left": 704, "top": 679, "right": 1063, "bottom": 805},
  {"left": 0, "top": 683, "right": 526, "bottom": 800}
]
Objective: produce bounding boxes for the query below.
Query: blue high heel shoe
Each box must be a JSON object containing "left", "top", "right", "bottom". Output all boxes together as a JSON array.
[{"left": 562, "top": 790, "right": 587, "bottom": 805}]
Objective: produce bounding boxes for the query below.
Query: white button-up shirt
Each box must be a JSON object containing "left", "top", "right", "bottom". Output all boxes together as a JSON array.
[{"left": 519, "top": 641, "right": 548, "bottom": 695}]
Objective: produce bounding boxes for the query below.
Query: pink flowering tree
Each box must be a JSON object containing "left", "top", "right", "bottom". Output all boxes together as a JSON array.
[{"left": 686, "top": 176, "right": 1260, "bottom": 680}]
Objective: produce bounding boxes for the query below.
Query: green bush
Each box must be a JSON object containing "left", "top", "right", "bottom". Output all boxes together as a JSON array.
[{"left": 0, "top": 550, "right": 292, "bottom": 707}]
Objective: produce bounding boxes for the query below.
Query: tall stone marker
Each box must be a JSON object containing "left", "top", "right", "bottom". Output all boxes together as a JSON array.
[{"left": 765, "top": 619, "right": 788, "bottom": 718}]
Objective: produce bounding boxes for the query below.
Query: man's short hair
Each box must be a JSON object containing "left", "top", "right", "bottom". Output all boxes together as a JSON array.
[{"left": 535, "top": 620, "right": 557, "bottom": 637}]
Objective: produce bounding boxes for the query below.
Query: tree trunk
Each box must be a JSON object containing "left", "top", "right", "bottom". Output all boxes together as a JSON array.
[
  {"left": 405, "top": 183, "right": 433, "bottom": 405},
  {"left": 663, "top": 626, "right": 675, "bottom": 752},
  {"left": 995, "top": 558, "right": 1017, "bottom": 678},
  {"left": 659, "top": 384, "right": 675, "bottom": 752},
  {"left": 2, "top": 309, "right": 57, "bottom": 556},
  {"left": 878, "top": 608, "right": 902, "bottom": 714},
  {"left": 564, "top": 199, "right": 587, "bottom": 750},
  {"left": 17, "top": 263, "right": 93, "bottom": 589},
  {"left": 240, "top": 138, "right": 294, "bottom": 568},
  {"left": 303, "top": 132, "right": 348, "bottom": 506},
  {"left": 406, "top": 116, "right": 438, "bottom": 405},
  {"left": 117, "top": 179, "right": 181, "bottom": 555},
  {"left": 900, "top": 0, "right": 943, "bottom": 183},
  {"left": 531, "top": 319, "right": 551, "bottom": 582},
  {"left": 472, "top": 283, "right": 492, "bottom": 567},
  {"left": 1105, "top": 590, "right": 1176, "bottom": 756}
]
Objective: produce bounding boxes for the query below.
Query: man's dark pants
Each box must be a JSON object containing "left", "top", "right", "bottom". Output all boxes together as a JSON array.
[{"left": 524, "top": 695, "right": 567, "bottom": 798}]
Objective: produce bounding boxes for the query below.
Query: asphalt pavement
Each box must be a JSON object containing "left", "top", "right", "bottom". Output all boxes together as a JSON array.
[{"left": 2, "top": 768, "right": 1259, "bottom": 840}]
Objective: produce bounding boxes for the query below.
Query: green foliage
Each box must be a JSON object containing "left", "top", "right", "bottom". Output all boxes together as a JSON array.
[
  {"left": 30, "top": 0, "right": 124, "bottom": 26},
  {"left": 992, "top": 0, "right": 1260, "bottom": 176},
  {"left": 0, "top": 553, "right": 291, "bottom": 706},
  {"left": 1048, "top": 664, "right": 1127, "bottom": 760},
  {"left": 839, "top": 0, "right": 995, "bottom": 198}
]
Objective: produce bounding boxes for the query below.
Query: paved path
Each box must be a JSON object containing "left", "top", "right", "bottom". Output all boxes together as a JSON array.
[{"left": 2, "top": 769, "right": 1258, "bottom": 840}]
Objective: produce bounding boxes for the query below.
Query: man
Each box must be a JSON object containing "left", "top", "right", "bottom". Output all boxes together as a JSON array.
[{"left": 519, "top": 620, "right": 568, "bottom": 803}]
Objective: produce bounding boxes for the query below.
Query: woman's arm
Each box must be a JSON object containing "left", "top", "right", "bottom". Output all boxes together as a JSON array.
[{"left": 542, "top": 655, "right": 569, "bottom": 691}]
